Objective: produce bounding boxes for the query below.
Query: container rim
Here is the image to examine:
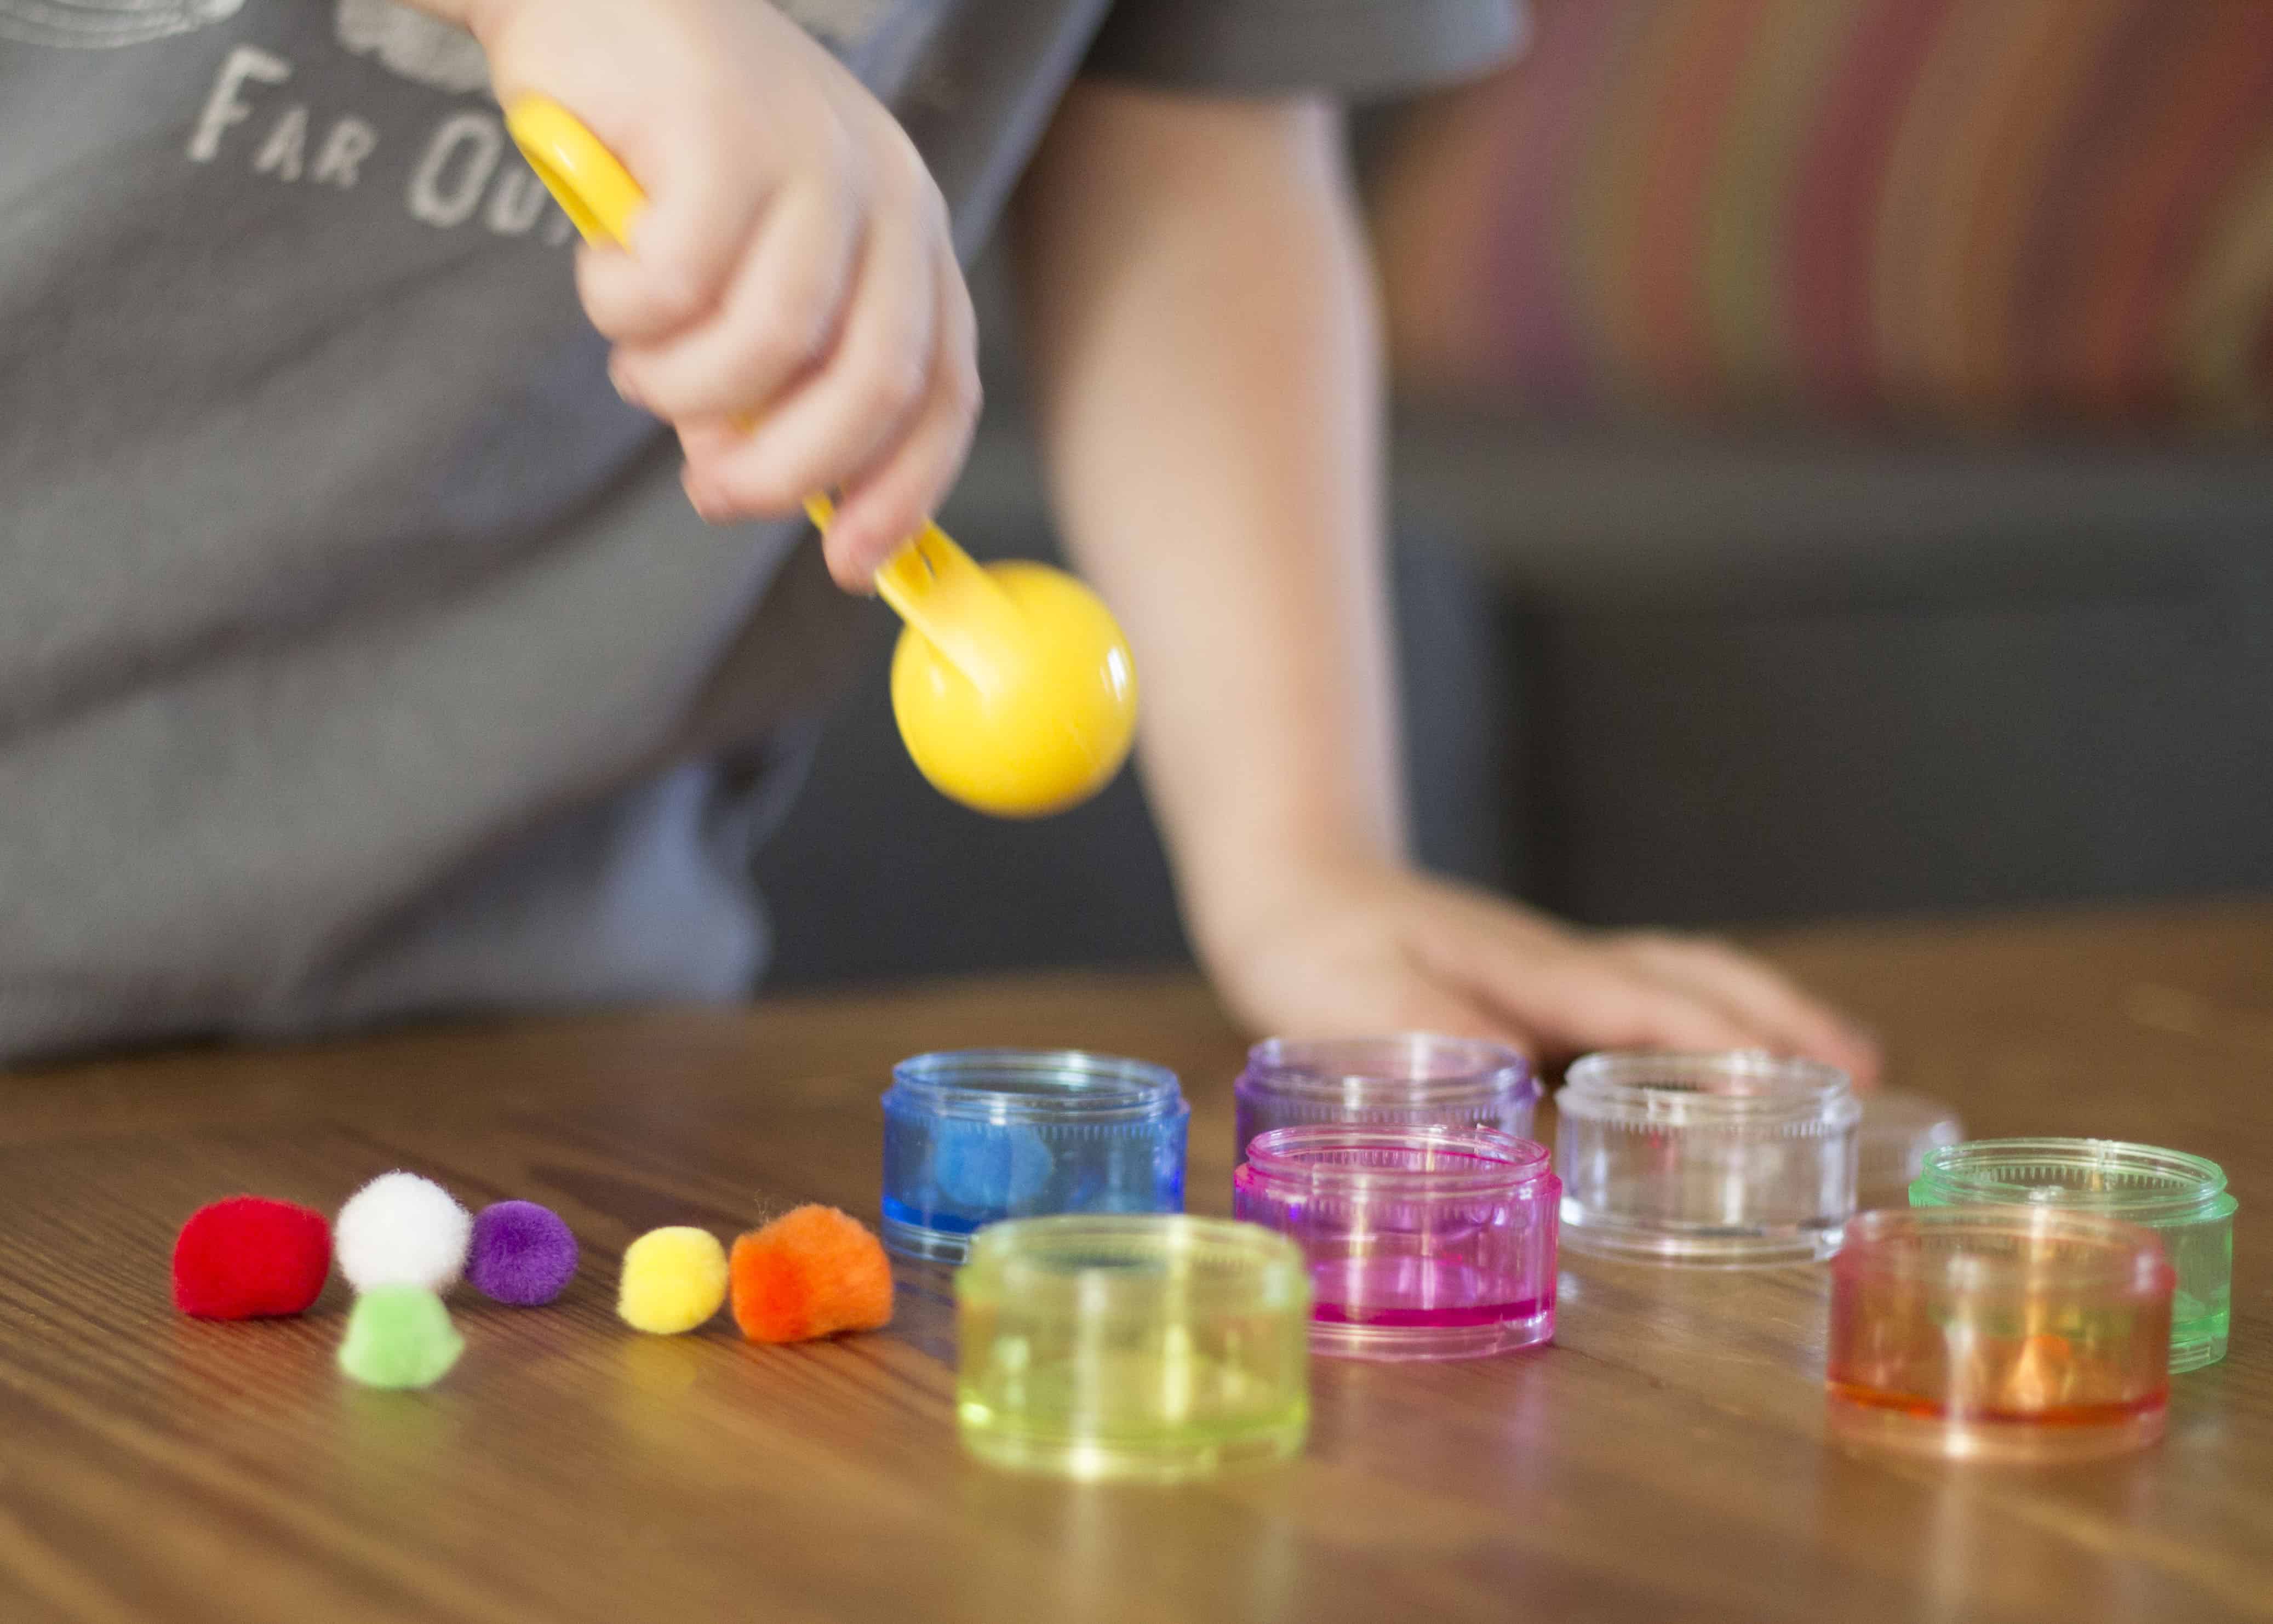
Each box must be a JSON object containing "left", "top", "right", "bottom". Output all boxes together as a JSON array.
[
  {"left": 1833, "top": 1206, "right": 2175, "bottom": 1294},
  {"left": 1914, "top": 1137, "right": 2232, "bottom": 1221},
  {"left": 1238, "top": 1124, "right": 1553, "bottom": 1196},
  {"left": 1240, "top": 1034, "right": 1537, "bottom": 1108},
  {"left": 955, "top": 1215, "right": 1308, "bottom": 1310},
  {"left": 887, "top": 1048, "right": 1184, "bottom": 1124},
  {"left": 1560, "top": 1050, "right": 1857, "bottom": 1124}
]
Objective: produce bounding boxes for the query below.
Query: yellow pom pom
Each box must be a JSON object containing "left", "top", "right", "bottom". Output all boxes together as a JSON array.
[{"left": 616, "top": 1226, "right": 728, "bottom": 1334}]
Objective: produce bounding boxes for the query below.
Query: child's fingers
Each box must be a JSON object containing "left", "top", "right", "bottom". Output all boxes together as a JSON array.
[
  {"left": 677, "top": 250, "right": 975, "bottom": 548},
  {"left": 1612, "top": 934, "right": 1883, "bottom": 1082},
  {"left": 818, "top": 243, "right": 981, "bottom": 586},
  {"left": 1237, "top": 954, "right": 1535, "bottom": 1058},
  {"left": 678, "top": 178, "right": 943, "bottom": 519},
  {"left": 1337, "top": 970, "right": 1533, "bottom": 1058},
  {"left": 673, "top": 416, "right": 743, "bottom": 468},
  {"left": 574, "top": 119, "right": 774, "bottom": 347},
  {"left": 1425, "top": 920, "right": 1764, "bottom": 1060},
  {"left": 609, "top": 176, "right": 863, "bottom": 421},
  {"left": 673, "top": 418, "right": 764, "bottom": 520},
  {"left": 1386, "top": 974, "right": 1538, "bottom": 1060}
]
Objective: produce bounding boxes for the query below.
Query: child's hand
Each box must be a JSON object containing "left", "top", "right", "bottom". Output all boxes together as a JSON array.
[
  {"left": 1195, "top": 856, "right": 1883, "bottom": 1084},
  {"left": 472, "top": 0, "right": 980, "bottom": 587}
]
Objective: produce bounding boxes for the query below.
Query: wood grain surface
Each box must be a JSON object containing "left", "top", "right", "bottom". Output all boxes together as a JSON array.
[{"left": 2, "top": 901, "right": 2269, "bottom": 1624}]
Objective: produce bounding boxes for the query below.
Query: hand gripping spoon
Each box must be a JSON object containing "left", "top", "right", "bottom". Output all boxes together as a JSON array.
[{"left": 506, "top": 97, "right": 1138, "bottom": 818}]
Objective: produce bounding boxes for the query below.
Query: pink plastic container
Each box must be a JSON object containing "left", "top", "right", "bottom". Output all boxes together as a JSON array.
[{"left": 1233, "top": 1125, "right": 1559, "bottom": 1360}]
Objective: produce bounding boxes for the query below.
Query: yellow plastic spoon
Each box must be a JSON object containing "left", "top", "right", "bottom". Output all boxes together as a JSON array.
[{"left": 506, "top": 96, "right": 1138, "bottom": 819}]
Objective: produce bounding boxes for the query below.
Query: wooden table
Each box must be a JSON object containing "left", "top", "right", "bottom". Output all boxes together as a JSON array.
[{"left": 3, "top": 902, "right": 2270, "bottom": 1624}]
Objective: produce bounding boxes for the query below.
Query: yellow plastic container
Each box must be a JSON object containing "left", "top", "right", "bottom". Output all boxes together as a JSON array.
[{"left": 954, "top": 1215, "right": 1311, "bottom": 1482}]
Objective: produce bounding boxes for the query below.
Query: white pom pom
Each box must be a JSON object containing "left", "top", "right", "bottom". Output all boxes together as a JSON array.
[{"left": 334, "top": 1171, "right": 472, "bottom": 1294}]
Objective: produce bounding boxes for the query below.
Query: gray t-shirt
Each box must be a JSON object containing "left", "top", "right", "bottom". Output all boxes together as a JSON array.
[{"left": 0, "top": 0, "right": 1518, "bottom": 1065}]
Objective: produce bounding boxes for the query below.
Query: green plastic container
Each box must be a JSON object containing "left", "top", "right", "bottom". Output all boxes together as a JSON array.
[
  {"left": 955, "top": 1215, "right": 1310, "bottom": 1482},
  {"left": 1912, "top": 1139, "right": 2235, "bottom": 1373}
]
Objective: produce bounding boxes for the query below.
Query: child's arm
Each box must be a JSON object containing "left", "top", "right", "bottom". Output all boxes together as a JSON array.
[
  {"left": 1014, "top": 85, "right": 1879, "bottom": 1076},
  {"left": 417, "top": 0, "right": 981, "bottom": 587}
]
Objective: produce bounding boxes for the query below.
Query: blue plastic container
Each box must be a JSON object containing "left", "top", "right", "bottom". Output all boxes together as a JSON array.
[{"left": 881, "top": 1050, "right": 1189, "bottom": 1262}]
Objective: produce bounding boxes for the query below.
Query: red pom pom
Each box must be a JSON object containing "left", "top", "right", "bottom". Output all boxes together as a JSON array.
[
  {"left": 172, "top": 1196, "right": 333, "bottom": 1319},
  {"left": 730, "top": 1205, "right": 894, "bottom": 1344}
]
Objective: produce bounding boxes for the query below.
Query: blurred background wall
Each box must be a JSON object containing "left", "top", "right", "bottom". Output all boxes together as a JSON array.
[{"left": 756, "top": 0, "right": 2273, "bottom": 985}]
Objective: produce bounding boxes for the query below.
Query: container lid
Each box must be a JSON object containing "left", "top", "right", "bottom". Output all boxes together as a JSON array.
[
  {"left": 887, "top": 1049, "right": 1184, "bottom": 1124},
  {"left": 1913, "top": 1137, "right": 2234, "bottom": 1223},
  {"left": 1239, "top": 1035, "right": 1536, "bottom": 1109},
  {"left": 1240, "top": 1125, "right": 1553, "bottom": 1197},
  {"left": 1559, "top": 1050, "right": 1858, "bottom": 1130}
]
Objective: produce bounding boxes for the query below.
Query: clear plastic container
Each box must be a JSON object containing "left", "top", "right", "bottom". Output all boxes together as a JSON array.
[
  {"left": 880, "top": 1050, "right": 1188, "bottom": 1263},
  {"left": 1556, "top": 1051, "right": 1860, "bottom": 1266},
  {"left": 1911, "top": 1138, "right": 2235, "bottom": 1372},
  {"left": 1234, "top": 1036, "right": 1540, "bottom": 1164},
  {"left": 1233, "top": 1125, "right": 1559, "bottom": 1360},
  {"left": 1855, "top": 1089, "right": 1963, "bottom": 1208},
  {"left": 1827, "top": 1207, "right": 2175, "bottom": 1463},
  {"left": 954, "top": 1215, "right": 1311, "bottom": 1482}
]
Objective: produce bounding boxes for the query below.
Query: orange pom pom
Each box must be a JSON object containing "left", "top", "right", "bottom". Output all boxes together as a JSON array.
[{"left": 729, "top": 1205, "right": 894, "bottom": 1345}]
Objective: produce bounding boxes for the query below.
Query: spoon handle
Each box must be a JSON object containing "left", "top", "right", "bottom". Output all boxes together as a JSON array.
[{"left": 806, "top": 498, "right": 1022, "bottom": 694}]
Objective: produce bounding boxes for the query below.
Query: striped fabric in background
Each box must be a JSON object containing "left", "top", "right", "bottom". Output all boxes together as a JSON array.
[{"left": 1371, "top": 0, "right": 2273, "bottom": 428}]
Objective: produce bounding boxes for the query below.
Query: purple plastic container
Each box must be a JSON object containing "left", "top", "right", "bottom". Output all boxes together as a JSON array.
[
  {"left": 1233, "top": 1036, "right": 1539, "bottom": 1166},
  {"left": 1233, "top": 1125, "right": 1560, "bottom": 1361}
]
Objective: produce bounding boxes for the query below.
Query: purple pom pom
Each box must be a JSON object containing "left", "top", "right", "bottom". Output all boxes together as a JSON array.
[{"left": 468, "top": 1201, "right": 579, "bottom": 1306}]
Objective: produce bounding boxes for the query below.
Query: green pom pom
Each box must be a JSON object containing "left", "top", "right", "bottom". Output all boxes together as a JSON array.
[{"left": 338, "top": 1285, "right": 465, "bottom": 1389}]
